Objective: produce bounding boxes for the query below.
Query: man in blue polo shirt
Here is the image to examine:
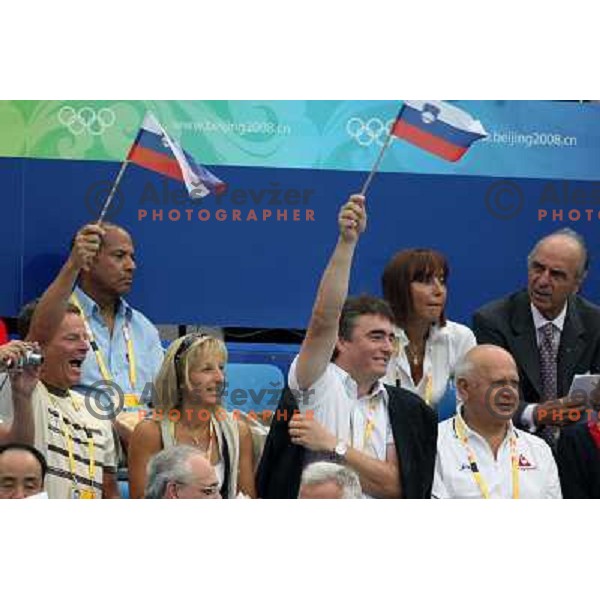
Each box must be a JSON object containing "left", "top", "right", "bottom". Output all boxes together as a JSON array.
[{"left": 28, "top": 222, "right": 164, "bottom": 441}]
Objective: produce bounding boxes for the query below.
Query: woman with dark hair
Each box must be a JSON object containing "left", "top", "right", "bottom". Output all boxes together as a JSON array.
[{"left": 381, "top": 248, "right": 476, "bottom": 419}]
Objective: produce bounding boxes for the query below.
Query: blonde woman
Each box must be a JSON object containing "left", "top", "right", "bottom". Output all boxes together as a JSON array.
[{"left": 128, "top": 334, "right": 256, "bottom": 498}]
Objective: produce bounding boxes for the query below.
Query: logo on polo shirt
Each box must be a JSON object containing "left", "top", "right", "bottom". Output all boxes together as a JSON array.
[
  {"left": 459, "top": 463, "right": 472, "bottom": 472},
  {"left": 518, "top": 454, "right": 536, "bottom": 470}
]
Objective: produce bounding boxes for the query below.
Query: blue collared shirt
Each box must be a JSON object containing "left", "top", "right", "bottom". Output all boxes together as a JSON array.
[{"left": 72, "top": 287, "right": 164, "bottom": 406}]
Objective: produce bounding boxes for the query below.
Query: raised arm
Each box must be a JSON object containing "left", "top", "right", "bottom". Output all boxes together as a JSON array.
[
  {"left": 295, "top": 194, "right": 367, "bottom": 390},
  {"left": 0, "top": 341, "right": 40, "bottom": 445},
  {"left": 27, "top": 224, "right": 104, "bottom": 344}
]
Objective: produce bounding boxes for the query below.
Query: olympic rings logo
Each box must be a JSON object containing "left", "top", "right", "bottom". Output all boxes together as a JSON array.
[
  {"left": 346, "top": 117, "right": 395, "bottom": 147},
  {"left": 58, "top": 106, "right": 116, "bottom": 136}
]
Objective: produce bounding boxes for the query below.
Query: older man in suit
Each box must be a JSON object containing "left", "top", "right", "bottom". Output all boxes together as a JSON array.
[{"left": 473, "top": 229, "right": 600, "bottom": 438}]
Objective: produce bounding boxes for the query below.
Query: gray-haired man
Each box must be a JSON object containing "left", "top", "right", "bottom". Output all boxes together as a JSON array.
[
  {"left": 144, "top": 445, "right": 221, "bottom": 499},
  {"left": 298, "top": 461, "right": 362, "bottom": 499}
]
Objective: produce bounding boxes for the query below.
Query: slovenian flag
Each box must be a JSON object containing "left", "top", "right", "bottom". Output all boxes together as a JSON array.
[
  {"left": 127, "top": 112, "right": 226, "bottom": 197},
  {"left": 391, "top": 101, "right": 487, "bottom": 162}
]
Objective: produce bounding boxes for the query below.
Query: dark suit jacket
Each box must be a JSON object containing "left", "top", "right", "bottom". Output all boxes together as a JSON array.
[
  {"left": 256, "top": 385, "right": 438, "bottom": 499},
  {"left": 472, "top": 290, "right": 600, "bottom": 423},
  {"left": 556, "top": 422, "right": 600, "bottom": 499}
]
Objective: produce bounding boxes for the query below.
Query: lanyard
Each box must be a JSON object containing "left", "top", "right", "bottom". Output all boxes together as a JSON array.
[
  {"left": 70, "top": 293, "right": 137, "bottom": 389},
  {"left": 362, "top": 397, "right": 378, "bottom": 451},
  {"left": 454, "top": 414, "right": 520, "bottom": 499},
  {"left": 349, "top": 394, "right": 380, "bottom": 454},
  {"left": 61, "top": 422, "right": 95, "bottom": 484},
  {"left": 50, "top": 393, "right": 96, "bottom": 491}
]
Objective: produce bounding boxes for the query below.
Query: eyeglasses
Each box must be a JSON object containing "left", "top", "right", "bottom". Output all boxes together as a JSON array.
[{"left": 175, "top": 481, "right": 221, "bottom": 499}]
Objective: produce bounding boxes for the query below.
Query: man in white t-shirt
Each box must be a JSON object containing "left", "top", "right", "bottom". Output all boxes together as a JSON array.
[{"left": 433, "top": 344, "right": 561, "bottom": 499}]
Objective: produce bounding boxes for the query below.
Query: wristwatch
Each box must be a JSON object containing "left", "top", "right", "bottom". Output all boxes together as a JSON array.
[{"left": 334, "top": 440, "right": 348, "bottom": 461}]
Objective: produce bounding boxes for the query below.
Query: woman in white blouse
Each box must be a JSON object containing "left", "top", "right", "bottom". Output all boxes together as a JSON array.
[{"left": 381, "top": 248, "right": 476, "bottom": 419}]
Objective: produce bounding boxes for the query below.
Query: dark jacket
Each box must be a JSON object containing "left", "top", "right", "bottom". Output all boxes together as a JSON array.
[
  {"left": 556, "top": 422, "right": 600, "bottom": 499},
  {"left": 256, "top": 385, "right": 438, "bottom": 499},
  {"left": 473, "top": 290, "right": 600, "bottom": 423}
]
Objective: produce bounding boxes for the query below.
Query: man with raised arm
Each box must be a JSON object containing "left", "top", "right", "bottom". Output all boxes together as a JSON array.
[
  {"left": 257, "top": 194, "right": 437, "bottom": 498},
  {"left": 27, "top": 222, "right": 164, "bottom": 441}
]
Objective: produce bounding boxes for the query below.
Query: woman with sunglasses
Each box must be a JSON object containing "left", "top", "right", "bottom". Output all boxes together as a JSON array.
[
  {"left": 128, "top": 334, "right": 256, "bottom": 498},
  {"left": 381, "top": 249, "right": 476, "bottom": 419}
]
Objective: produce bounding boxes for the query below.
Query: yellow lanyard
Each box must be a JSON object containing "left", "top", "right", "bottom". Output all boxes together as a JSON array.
[
  {"left": 70, "top": 293, "right": 137, "bottom": 388},
  {"left": 424, "top": 374, "right": 433, "bottom": 406},
  {"left": 454, "top": 415, "right": 519, "bottom": 499},
  {"left": 51, "top": 394, "right": 96, "bottom": 494},
  {"left": 362, "top": 397, "right": 378, "bottom": 451}
]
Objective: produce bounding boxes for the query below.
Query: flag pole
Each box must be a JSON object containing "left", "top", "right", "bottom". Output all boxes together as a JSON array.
[
  {"left": 97, "top": 159, "right": 130, "bottom": 223},
  {"left": 360, "top": 129, "right": 394, "bottom": 196}
]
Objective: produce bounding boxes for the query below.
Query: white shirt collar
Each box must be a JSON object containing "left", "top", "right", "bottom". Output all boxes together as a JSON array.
[
  {"left": 456, "top": 407, "right": 516, "bottom": 441},
  {"left": 530, "top": 300, "right": 567, "bottom": 332},
  {"left": 330, "top": 362, "right": 387, "bottom": 401}
]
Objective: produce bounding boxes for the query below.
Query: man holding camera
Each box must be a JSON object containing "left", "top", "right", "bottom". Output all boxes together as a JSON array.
[
  {"left": 0, "top": 340, "right": 39, "bottom": 445},
  {"left": 0, "top": 306, "right": 119, "bottom": 499}
]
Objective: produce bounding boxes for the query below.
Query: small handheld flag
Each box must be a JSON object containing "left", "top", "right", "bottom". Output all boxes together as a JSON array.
[
  {"left": 391, "top": 100, "right": 487, "bottom": 162},
  {"left": 96, "top": 111, "right": 226, "bottom": 223},
  {"left": 359, "top": 100, "right": 487, "bottom": 196},
  {"left": 127, "top": 112, "right": 226, "bottom": 197}
]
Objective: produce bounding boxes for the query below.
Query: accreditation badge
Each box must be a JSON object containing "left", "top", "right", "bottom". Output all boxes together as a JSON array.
[
  {"left": 124, "top": 393, "right": 140, "bottom": 408},
  {"left": 79, "top": 489, "right": 97, "bottom": 500}
]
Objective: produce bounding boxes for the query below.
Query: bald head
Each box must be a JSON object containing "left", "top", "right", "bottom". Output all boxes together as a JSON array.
[
  {"left": 455, "top": 345, "right": 520, "bottom": 423},
  {"left": 529, "top": 230, "right": 587, "bottom": 279},
  {"left": 456, "top": 345, "right": 516, "bottom": 380}
]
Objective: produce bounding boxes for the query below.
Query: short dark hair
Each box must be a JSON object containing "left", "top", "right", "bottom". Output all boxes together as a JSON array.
[
  {"left": 17, "top": 299, "right": 81, "bottom": 340},
  {"left": 332, "top": 295, "right": 394, "bottom": 360},
  {"left": 338, "top": 295, "right": 394, "bottom": 341},
  {"left": 0, "top": 443, "right": 47, "bottom": 481},
  {"left": 381, "top": 248, "right": 449, "bottom": 328}
]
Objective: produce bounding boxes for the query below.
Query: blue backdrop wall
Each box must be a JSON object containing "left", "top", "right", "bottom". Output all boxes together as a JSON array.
[{"left": 1, "top": 154, "right": 599, "bottom": 329}]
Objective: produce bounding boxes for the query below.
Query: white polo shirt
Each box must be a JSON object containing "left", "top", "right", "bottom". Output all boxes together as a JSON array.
[
  {"left": 432, "top": 412, "right": 562, "bottom": 499},
  {"left": 288, "top": 357, "right": 393, "bottom": 461}
]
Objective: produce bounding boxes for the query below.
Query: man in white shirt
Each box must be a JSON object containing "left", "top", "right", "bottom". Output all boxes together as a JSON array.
[
  {"left": 433, "top": 344, "right": 562, "bottom": 499},
  {"left": 259, "top": 194, "right": 437, "bottom": 499},
  {"left": 473, "top": 229, "right": 600, "bottom": 436}
]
